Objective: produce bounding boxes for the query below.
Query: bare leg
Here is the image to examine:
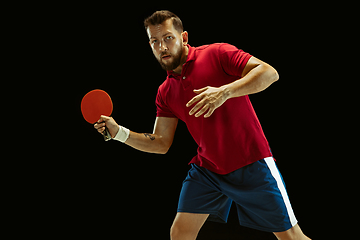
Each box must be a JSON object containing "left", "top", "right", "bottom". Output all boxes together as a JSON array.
[
  {"left": 170, "top": 212, "right": 209, "bottom": 240},
  {"left": 273, "top": 223, "right": 311, "bottom": 240}
]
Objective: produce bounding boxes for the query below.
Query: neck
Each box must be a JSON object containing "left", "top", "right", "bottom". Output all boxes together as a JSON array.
[{"left": 172, "top": 45, "right": 189, "bottom": 74}]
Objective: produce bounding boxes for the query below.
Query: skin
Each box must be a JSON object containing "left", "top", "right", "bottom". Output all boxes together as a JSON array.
[
  {"left": 148, "top": 20, "right": 189, "bottom": 73},
  {"left": 94, "top": 18, "right": 311, "bottom": 240}
]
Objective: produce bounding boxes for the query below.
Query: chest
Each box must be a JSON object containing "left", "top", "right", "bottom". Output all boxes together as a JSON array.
[{"left": 164, "top": 58, "right": 239, "bottom": 121}]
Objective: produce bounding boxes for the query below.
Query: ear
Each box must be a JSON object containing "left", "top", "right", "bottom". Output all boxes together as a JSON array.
[{"left": 181, "top": 31, "right": 188, "bottom": 46}]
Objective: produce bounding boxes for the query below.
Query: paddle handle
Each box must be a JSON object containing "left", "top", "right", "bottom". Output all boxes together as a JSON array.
[{"left": 102, "top": 127, "right": 112, "bottom": 141}]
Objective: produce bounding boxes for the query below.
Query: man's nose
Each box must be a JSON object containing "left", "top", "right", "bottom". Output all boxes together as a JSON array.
[{"left": 159, "top": 40, "right": 168, "bottom": 51}]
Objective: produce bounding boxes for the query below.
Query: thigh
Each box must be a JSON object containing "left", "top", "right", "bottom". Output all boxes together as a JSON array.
[
  {"left": 224, "top": 157, "right": 298, "bottom": 232},
  {"left": 177, "top": 164, "right": 232, "bottom": 223},
  {"left": 171, "top": 212, "right": 209, "bottom": 233},
  {"left": 273, "top": 223, "right": 310, "bottom": 239},
  {"left": 170, "top": 212, "right": 209, "bottom": 240}
]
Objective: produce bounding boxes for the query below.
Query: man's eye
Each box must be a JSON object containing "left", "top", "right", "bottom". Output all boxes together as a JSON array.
[
  {"left": 152, "top": 40, "right": 157, "bottom": 44},
  {"left": 166, "top": 36, "right": 173, "bottom": 40}
]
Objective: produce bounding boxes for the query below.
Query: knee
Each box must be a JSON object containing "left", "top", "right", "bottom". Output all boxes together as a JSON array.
[
  {"left": 170, "top": 223, "right": 181, "bottom": 240},
  {"left": 170, "top": 222, "right": 195, "bottom": 240}
]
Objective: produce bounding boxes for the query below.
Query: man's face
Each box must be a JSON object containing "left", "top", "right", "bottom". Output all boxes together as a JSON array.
[{"left": 147, "top": 19, "right": 186, "bottom": 71}]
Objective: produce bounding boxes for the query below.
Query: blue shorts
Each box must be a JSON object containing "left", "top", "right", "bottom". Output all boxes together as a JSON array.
[{"left": 177, "top": 157, "right": 298, "bottom": 232}]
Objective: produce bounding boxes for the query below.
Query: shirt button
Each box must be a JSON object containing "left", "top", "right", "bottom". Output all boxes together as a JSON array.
[{"left": 183, "top": 76, "right": 186, "bottom": 79}]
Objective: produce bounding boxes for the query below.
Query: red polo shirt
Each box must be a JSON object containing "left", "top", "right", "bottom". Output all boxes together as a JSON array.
[{"left": 155, "top": 43, "right": 272, "bottom": 174}]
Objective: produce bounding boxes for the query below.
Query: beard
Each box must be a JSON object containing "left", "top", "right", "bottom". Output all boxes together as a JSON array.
[{"left": 157, "top": 47, "right": 183, "bottom": 71}]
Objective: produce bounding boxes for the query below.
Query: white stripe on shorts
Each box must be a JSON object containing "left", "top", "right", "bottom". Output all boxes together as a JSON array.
[{"left": 264, "top": 157, "right": 298, "bottom": 227}]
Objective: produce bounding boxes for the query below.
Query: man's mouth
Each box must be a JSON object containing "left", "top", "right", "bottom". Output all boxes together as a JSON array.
[{"left": 161, "top": 54, "right": 171, "bottom": 60}]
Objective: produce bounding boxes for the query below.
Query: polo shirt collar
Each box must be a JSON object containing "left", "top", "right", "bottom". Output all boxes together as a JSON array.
[
  {"left": 186, "top": 44, "right": 196, "bottom": 62},
  {"left": 167, "top": 44, "right": 195, "bottom": 77}
]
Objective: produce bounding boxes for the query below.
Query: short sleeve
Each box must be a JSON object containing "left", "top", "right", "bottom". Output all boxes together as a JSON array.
[
  {"left": 155, "top": 85, "right": 177, "bottom": 118},
  {"left": 219, "top": 43, "right": 252, "bottom": 77}
]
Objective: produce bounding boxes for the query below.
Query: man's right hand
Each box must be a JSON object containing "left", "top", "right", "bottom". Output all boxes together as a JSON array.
[{"left": 94, "top": 115, "right": 120, "bottom": 138}]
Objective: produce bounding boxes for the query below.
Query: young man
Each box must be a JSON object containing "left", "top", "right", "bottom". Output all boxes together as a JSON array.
[{"left": 94, "top": 10, "right": 310, "bottom": 240}]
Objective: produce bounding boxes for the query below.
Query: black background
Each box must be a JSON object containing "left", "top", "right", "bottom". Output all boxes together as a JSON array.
[{"left": 16, "top": 2, "right": 346, "bottom": 239}]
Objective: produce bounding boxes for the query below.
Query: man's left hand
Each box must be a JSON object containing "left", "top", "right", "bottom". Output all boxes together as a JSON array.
[{"left": 186, "top": 86, "right": 230, "bottom": 118}]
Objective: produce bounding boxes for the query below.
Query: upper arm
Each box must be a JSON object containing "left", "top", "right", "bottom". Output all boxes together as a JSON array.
[
  {"left": 153, "top": 117, "right": 178, "bottom": 149},
  {"left": 241, "top": 56, "right": 260, "bottom": 77},
  {"left": 241, "top": 56, "right": 277, "bottom": 78},
  {"left": 219, "top": 43, "right": 252, "bottom": 77}
]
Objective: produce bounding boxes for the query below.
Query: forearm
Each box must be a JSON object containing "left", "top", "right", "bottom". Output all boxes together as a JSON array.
[
  {"left": 223, "top": 63, "right": 279, "bottom": 99},
  {"left": 124, "top": 131, "right": 169, "bottom": 154},
  {"left": 185, "top": 58, "right": 279, "bottom": 118},
  {"left": 95, "top": 116, "right": 176, "bottom": 154}
]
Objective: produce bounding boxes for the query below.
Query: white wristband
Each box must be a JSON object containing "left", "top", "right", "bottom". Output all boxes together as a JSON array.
[{"left": 113, "top": 125, "right": 130, "bottom": 143}]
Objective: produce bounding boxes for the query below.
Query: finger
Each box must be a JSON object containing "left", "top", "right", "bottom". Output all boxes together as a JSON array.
[
  {"left": 195, "top": 104, "right": 210, "bottom": 117},
  {"left": 193, "top": 86, "right": 208, "bottom": 94},
  {"left": 186, "top": 94, "right": 204, "bottom": 107},
  {"left": 97, "top": 115, "right": 110, "bottom": 123},
  {"left": 186, "top": 87, "right": 209, "bottom": 107},
  {"left": 94, "top": 122, "right": 105, "bottom": 129},
  {"left": 98, "top": 127, "right": 105, "bottom": 134},
  {"left": 189, "top": 99, "right": 206, "bottom": 115},
  {"left": 204, "top": 107, "right": 215, "bottom": 118}
]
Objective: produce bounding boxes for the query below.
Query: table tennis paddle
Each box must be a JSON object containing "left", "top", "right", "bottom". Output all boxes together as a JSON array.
[{"left": 81, "top": 89, "right": 113, "bottom": 141}]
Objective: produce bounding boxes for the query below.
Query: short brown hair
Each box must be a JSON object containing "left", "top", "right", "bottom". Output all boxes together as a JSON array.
[{"left": 144, "top": 10, "right": 183, "bottom": 33}]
